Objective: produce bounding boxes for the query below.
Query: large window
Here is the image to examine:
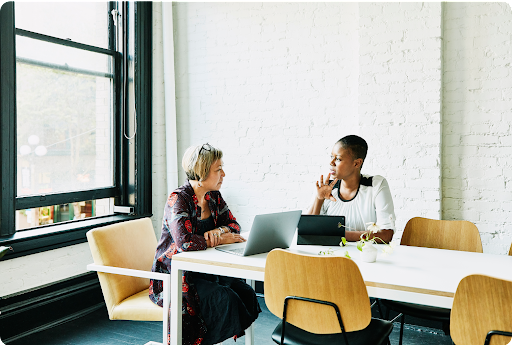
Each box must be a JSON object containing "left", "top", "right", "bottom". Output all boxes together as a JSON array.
[
  {"left": 0, "top": 2, "right": 152, "bottom": 258},
  {"left": 15, "top": 2, "right": 115, "bottom": 229}
]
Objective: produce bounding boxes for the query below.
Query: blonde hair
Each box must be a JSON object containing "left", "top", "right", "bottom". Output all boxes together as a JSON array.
[{"left": 182, "top": 143, "right": 223, "bottom": 181}]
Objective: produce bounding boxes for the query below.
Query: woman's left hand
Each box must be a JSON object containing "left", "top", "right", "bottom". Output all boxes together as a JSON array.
[{"left": 205, "top": 229, "right": 223, "bottom": 247}]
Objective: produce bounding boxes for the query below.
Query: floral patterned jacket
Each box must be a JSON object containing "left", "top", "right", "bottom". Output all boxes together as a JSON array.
[{"left": 149, "top": 180, "right": 241, "bottom": 345}]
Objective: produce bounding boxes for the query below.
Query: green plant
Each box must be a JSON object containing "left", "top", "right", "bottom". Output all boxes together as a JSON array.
[
  {"left": 0, "top": 246, "right": 13, "bottom": 259},
  {"left": 317, "top": 223, "right": 394, "bottom": 259},
  {"left": 340, "top": 222, "right": 395, "bottom": 256}
]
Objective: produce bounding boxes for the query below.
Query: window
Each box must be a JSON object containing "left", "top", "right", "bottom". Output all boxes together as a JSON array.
[
  {"left": 15, "top": 2, "right": 115, "bottom": 229},
  {"left": 0, "top": 2, "right": 152, "bottom": 258}
]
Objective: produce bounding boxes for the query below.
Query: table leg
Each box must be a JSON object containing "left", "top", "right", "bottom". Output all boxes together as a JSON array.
[
  {"left": 171, "top": 267, "right": 183, "bottom": 345},
  {"left": 245, "top": 279, "right": 255, "bottom": 345}
]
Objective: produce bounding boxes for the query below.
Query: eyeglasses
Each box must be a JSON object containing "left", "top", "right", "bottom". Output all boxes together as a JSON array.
[{"left": 198, "top": 143, "right": 211, "bottom": 156}]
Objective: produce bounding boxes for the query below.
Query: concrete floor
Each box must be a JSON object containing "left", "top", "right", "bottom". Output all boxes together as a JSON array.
[{"left": 8, "top": 297, "right": 454, "bottom": 345}]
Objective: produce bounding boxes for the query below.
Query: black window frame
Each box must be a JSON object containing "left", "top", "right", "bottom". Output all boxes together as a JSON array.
[{"left": 0, "top": 1, "right": 152, "bottom": 260}]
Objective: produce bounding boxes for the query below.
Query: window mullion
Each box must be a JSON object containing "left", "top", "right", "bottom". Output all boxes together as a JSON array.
[{"left": 0, "top": 2, "right": 17, "bottom": 237}]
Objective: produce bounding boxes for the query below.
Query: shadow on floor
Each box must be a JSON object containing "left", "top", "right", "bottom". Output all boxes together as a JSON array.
[{"left": 7, "top": 297, "right": 453, "bottom": 345}]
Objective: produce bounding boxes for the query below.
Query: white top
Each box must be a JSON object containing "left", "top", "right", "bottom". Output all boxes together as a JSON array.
[{"left": 319, "top": 174, "right": 396, "bottom": 232}]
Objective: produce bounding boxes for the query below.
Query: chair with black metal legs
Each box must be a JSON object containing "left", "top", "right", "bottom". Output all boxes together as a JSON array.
[
  {"left": 264, "top": 248, "right": 393, "bottom": 345},
  {"left": 379, "top": 217, "right": 483, "bottom": 345},
  {"left": 451, "top": 274, "right": 512, "bottom": 345}
]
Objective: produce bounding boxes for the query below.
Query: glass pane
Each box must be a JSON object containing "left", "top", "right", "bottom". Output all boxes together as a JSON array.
[
  {"left": 15, "top": 2, "right": 110, "bottom": 49},
  {"left": 16, "top": 35, "right": 112, "bottom": 75},
  {"left": 16, "top": 39, "right": 114, "bottom": 197},
  {"left": 16, "top": 198, "right": 114, "bottom": 230}
]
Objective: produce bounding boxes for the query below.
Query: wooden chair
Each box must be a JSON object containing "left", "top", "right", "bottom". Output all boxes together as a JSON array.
[
  {"left": 400, "top": 217, "right": 483, "bottom": 252},
  {"left": 264, "top": 249, "right": 393, "bottom": 345},
  {"left": 451, "top": 274, "right": 512, "bottom": 345},
  {"left": 508, "top": 242, "right": 512, "bottom": 256},
  {"left": 380, "top": 217, "right": 483, "bottom": 345},
  {"left": 86, "top": 218, "right": 170, "bottom": 345}
]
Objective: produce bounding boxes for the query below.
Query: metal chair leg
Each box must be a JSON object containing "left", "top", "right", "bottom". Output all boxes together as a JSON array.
[
  {"left": 399, "top": 314, "right": 405, "bottom": 345},
  {"left": 376, "top": 299, "right": 384, "bottom": 318}
]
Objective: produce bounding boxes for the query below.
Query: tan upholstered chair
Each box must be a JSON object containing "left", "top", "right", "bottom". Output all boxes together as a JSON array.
[
  {"left": 381, "top": 217, "right": 483, "bottom": 345},
  {"left": 451, "top": 274, "right": 512, "bottom": 345},
  {"left": 87, "top": 217, "right": 169, "bottom": 345},
  {"left": 265, "top": 249, "right": 393, "bottom": 345}
]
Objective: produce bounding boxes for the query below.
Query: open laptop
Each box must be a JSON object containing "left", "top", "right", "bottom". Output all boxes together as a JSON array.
[
  {"left": 215, "top": 210, "right": 302, "bottom": 256},
  {"left": 297, "top": 215, "right": 346, "bottom": 246}
]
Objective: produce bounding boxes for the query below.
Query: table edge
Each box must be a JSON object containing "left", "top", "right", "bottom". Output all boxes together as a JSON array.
[
  {"left": 366, "top": 281, "right": 454, "bottom": 298},
  {"left": 172, "top": 256, "right": 266, "bottom": 272}
]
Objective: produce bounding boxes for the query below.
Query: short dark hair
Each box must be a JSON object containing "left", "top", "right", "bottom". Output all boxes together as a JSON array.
[{"left": 336, "top": 135, "right": 368, "bottom": 162}]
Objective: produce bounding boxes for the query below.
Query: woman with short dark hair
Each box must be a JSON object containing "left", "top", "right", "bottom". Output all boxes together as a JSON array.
[
  {"left": 307, "top": 135, "right": 396, "bottom": 243},
  {"left": 150, "top": 143, "right": 261, "bottom": 345}
]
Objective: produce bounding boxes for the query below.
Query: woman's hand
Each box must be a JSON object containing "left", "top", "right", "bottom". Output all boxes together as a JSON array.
[
  {"left": 316, "top": 174, "right": 338, "bottom": 202},
  {"left": 204, "top": 229, "right": 223, "bottom": 247},
  {"left": 220, "top": 232, "right": 246, "bottom": 245}
]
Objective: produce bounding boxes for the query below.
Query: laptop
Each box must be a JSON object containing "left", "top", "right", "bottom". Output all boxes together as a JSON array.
[
  {"left": 215, "top": 210, "right": 302, "bottom": 256},
  {"left": 297, "top": 215, "right": 346, "bottom": 246}
]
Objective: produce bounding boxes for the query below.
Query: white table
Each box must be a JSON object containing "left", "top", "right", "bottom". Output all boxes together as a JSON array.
[{"left": 170, "top": 243, "right": 512, "bottom": 345}]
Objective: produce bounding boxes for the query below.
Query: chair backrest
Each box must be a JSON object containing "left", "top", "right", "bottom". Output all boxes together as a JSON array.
[
  {"left": 87, "top": 218, "right": 158, "bottom": 316},
  {"left": 508, "top": 242, "right": 512, "bottom": 256},
  {"left": 451, "top": 274, "right": 512, "bottom": 345},
  {"left": 264, "top": 249, "right": 371, "bottom": 334},
  {"left": 400, "top": 217, "right": 483, "bottom": 253}
]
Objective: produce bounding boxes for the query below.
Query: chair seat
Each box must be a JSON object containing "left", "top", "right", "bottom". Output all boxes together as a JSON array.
[
  {"left": 271, "top": 318, "right": 393, "bottom": 345},
  {"left": 111, "top": 289, "right": 163, "bottom": 321},
  {"left": 380, "top": 299, "right": 451, "bottom": 321}
]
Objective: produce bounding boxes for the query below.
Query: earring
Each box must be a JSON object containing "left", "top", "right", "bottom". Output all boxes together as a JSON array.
[{"left": 198, "top": 182, "right": 202, "bottom": 187}]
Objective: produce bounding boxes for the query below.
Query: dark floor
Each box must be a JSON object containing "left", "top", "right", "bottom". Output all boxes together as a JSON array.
[{"left": 8, "top": 297, "right": 454, "bottom": 345}]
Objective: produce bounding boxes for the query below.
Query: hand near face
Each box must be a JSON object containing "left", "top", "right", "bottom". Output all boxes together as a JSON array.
[{"left": 315, "top": 174, "right": 338, "bottom": 202}]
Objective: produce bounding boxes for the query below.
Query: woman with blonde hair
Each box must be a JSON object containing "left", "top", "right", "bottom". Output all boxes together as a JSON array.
[{"left": 150, "top": 143, "right": 260, "bottom": 345}]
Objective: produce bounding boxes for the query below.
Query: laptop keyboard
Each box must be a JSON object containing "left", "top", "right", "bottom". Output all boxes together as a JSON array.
[{"left": 227, "top": 247, "right": 245, "bottom": 255}]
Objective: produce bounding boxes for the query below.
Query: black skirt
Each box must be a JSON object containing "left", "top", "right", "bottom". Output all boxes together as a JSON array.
[{"left": 188, "top": 272, "right": 261, "bottom": 345}]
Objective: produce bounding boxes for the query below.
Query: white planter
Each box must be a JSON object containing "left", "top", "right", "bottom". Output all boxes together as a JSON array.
[{"left": 360, "top": 242, "right": 378, "bottom": 263}]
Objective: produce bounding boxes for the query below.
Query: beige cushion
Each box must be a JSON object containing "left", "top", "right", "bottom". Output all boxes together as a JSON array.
[
  {"left": 111, "top": 289, "right": 163, "bottom": 321},
  {"left": 87, "top": 218, "right": 162, "bottom": 321}
]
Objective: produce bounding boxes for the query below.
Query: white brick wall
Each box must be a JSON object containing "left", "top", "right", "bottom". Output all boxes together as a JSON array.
[
  {"left": 171, "top": 2, "right": 512, "bottom": 254},
  {"left": 442, "top": 2, "right": 512, "bottom": 254},
  {"left": 358, "top": 2, "right": 442, "bottom": 237},
  {"left": 173, "top": 2, "right": 361, "bottom": 228},
  {"left": 152, "top": 2, "right": 167, "bottom": 237}
]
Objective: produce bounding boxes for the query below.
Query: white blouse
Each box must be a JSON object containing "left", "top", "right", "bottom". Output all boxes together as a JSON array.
[{"left": 320, "top": 175, "right": 396, "bottom": 232}]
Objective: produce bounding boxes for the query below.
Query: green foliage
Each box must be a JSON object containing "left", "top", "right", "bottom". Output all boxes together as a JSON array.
[
  {"left": 0, "top": 246, "right": 13, "bottom": 259},
  {"left": 318, "top": 248, "right": 335, "bottom": 256}
]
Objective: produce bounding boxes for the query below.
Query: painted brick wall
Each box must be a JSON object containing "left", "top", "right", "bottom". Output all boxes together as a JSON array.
[
  {"left": 358, "top": 2, "right": 442, "bottom": 236},
  {"left": 172, "top": 3, "right": 512, "bottom": 253},
  {"left": 172, "top": 2, "right": 444, "bottom": 241},
  {"left": 442, "top": 2, "right": 512, "bottom": 254},
  {"left": 173, "top": 2, "right": 361, "bottom": 230},
  {"left": 152, "top": 2, "right": 167, "bottom": 235}
]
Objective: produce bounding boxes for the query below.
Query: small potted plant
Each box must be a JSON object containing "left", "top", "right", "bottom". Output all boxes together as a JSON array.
[{"left": 337, "top": 223, "right": 394, "bottom": 263}]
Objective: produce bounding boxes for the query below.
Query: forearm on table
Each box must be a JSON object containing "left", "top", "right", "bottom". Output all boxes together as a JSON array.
[{"left": 174, "top": 231, "right": 207, "bottom": 251}]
